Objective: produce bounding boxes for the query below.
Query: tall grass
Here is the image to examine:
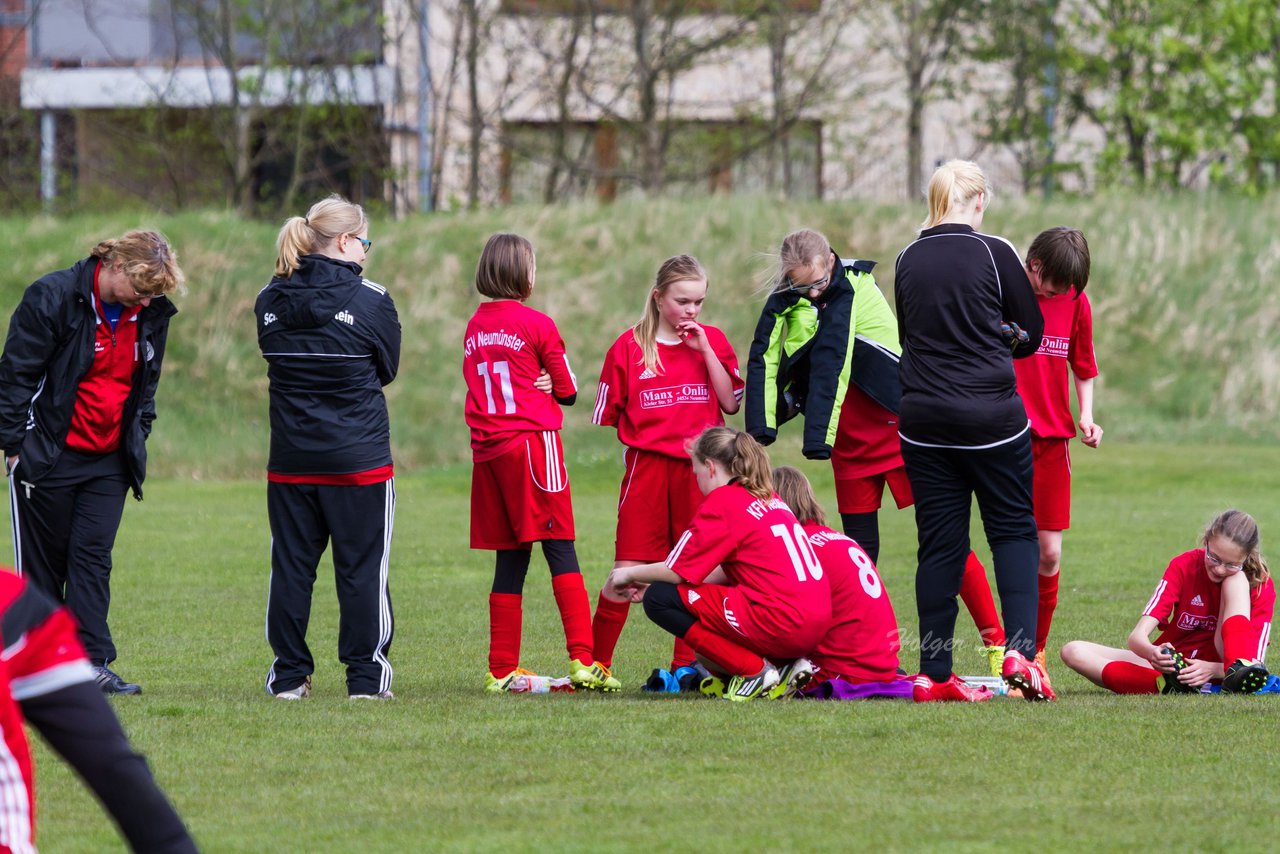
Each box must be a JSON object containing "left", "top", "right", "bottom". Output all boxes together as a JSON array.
[{"left": 1, "top": 192, "right": 1277, "bottom": 478}]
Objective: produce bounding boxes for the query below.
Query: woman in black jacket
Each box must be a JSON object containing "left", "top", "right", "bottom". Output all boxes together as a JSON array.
[
  {"left": 0, "top": 230, "right": 182, "bottom": 696},
  {"left": 894, "top": 160, "right": 1051, "bottom": 702},
  {"left": 257, "top": 195, "right": 401, "bottom": 700}
]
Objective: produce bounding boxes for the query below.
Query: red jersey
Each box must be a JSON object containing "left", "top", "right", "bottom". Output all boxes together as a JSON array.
[
  {"left": 1142, "top": 549, "right": 1276, "bottom": 661},
  {"left": 0, "top": 571, "right": 96, "bottom": 850},
  {"left": 65, "top": 264, "right": 142, "bottom": 454},
  {"left": 803, "top": 523, "right": 901, "bottom": 681},
  {"left": 463, "top": 300, "right": 577, "bottom": 462},
  {"left": 1014, "top": 290, "right": 1097, "bottom": 439},
  {"left": 831, "top": 384, "right": 903, "bottom": 479},
  {"left": 666, "top": 483, "right": 831, "bottom": 641},
  {"left": 592, "top": 327, "right": 743, "bottom": 459}
]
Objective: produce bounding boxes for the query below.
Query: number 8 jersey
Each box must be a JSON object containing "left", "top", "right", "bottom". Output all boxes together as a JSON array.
[
  {"left": 463, "top": 300, "right": 578, "bottom": 461},
  {"left": 667, "top": 483, "right": 832, "bottom": 650}
]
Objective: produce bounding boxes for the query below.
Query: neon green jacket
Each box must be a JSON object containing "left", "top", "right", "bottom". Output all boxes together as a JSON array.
[{"left": 744, "top": 257, "right": 901, "bottom": 460}]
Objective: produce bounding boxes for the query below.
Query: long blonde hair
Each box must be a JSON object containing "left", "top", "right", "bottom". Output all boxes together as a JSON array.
[
  {"left": 921, "top": 160, "right": 991, "bottom": 230},
  {"left": 771, "top": 466, "right": 826, "bottom": 526},
  {"left": 275, "top": 194, "right": 368, "bottom": 277},
  {"left": 1203, "top": 509, "right": 1270, "bottom": 588},
  {"left": 91, "top": 230, "right": 184, "bottom": 296},
  {"left": 689, "top": 427, "right": 773, "bottom": 501},
  {"left": 769, "top": 229, "right": 830, "bottom": 294},
  {"left": 633, "top": 254, "right": 707, "bottom": 374}
]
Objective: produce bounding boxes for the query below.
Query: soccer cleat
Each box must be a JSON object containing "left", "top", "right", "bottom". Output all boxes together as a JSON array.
[
  {"left": 274, "top": 675, "right": 311, "bottom": 700},
  {"left": 673, "top": 665, "right": 703, "bottom": 693},
  {"left": 93, "top": 665, "right": 142, "bottom": 696},
  {"left": 1002, "top": 650, "right": 1056, "bottom": 701},
  {"left": 643, "top": 668, "right": 680, "bottom": 693},
  {"left": 724, "top": 663, "right": 781, "bottom": 702},
  {"left": 486, "top": 667, "right": 540, "bottom": 693},
  {"left": 912, "top": 673, "right": 993, "bottom": 702},
  {"left": 569, "top": 660, "right": 622, "bottom": 693},
  {"left": 349, "top": 691, "right": 395, "bottom": 700},
  {"left": 983, "top": 645, "right": 1006, "bottom": 678},
  {"left": 766, "top": 658, "right": 816, "bottom": 699},
  {"left": 1222, "top": 659, "right": 1270, "bottom": 695},
  {"left": 1159, "top": 647, "right": 1198, "bottom": 695},
  {"left": 699, "top": 675, "right": 726, "bottom": 698}
]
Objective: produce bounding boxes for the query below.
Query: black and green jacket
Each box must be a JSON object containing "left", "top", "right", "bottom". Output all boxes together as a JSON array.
[{"left": 744, "top": 255, "right": 901, "bottom": 460}]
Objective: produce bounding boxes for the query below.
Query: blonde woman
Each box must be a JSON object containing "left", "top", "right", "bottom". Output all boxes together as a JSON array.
[
  {"left": 0, "top": 229, "right": 183, "bottom": 696},
  {"left": 893, "top": 160, "right": 1049, "bottom": 702},
  {"left": 258, "top": 195, "right": 400, "bottom": 700}
]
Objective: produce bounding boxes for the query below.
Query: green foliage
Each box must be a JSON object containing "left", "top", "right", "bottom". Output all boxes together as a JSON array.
[
  {"left": 19, "top": 442, "right": 1280, "bottom": 851},
  {"left": 0, "top": 194, "right": 1276, "bottom": 482}
]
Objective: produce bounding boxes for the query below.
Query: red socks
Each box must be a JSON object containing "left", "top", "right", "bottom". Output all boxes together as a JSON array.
[
  {"left": 1037, "top": 571, "right": 1060, "bottom": 653},
  {"left": 959, "top": 551, "right": 1006, "bottom": 647},
  {"left": 671, "top": 637, "right": 697, "bottom": 670},
  {"left": 683, "top": 624, "right": 764, "bottom": 677},
  {"left": 1222, "top": 614, "right": 1255, "bottom": 664},
  {"left": 488, "top": 593, "right": 522, "bottom": 678},
  {"left": 551, "top": 573, "right": 595, "bottom": 665},
  {"left": 1100, "top": 661, "right": 1159, "bottom": 695},
  {"left": 591, "top": 593, "right": 631, "bottom": 669}
]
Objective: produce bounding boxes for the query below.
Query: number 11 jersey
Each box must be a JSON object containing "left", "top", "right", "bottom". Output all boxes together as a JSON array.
[{"left": 463, "top": 299, "right": 578, "bottom": 462}]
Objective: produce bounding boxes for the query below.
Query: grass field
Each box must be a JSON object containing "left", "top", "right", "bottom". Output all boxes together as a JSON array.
[{"left": 17, "top": 440, "right": 1280, "bottom": 853}]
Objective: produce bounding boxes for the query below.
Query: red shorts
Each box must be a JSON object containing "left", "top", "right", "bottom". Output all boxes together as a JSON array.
[
  {"left": 677, "top": 583, "right": 826, "bottom": 660},
  {"left": 835, "top": 466, "right": 914, "bottom": 514},
  {"left": 470, "top": 431, "right": 575, "bottom": 549},
  {"left": 1031, "top": 437, "right": 1071, "bottom": 530},
  {"left": 615, "top": 449, "right": 703, "bottom": 562}
]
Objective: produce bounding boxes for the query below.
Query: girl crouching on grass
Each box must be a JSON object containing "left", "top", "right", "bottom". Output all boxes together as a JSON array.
[
  {"left": 606, "top": 428, "right": 831, "bottom": 702},
  {"left": 771, "top": 466, "right": 912, "bottom": 700},
  {"left": 590, "top": 255, "right": 743, "bottom": 690},
  {"left": 1060, "top": 509, "right": 1273, "bottom": 694},
  {"left": 462, "top": 233, "right": 619, "bottom": 694}
]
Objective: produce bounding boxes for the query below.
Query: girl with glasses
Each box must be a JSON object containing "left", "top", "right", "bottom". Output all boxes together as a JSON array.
[{"left": 1060, "top": 509, "right": 1274, "bottom": 694}]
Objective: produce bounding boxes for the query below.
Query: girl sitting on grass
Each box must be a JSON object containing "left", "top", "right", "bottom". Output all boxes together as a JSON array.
[
  {"left": 1060, "top": 509, "right": 1273, "bottom": 694},
  {"left": 606, "top": 427, "right": 832, "bottom": 702}
]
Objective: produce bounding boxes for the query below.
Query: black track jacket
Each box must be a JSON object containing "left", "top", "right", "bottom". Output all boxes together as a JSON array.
[
  {"left": 256, "top": 255, "right": 400, "bottom": 475},
  {"left": 0, "top": 257, "right": 175, "bottom": 499},
  {"left": 894, "top": 224, "right": 1043, "bottom": 448}
]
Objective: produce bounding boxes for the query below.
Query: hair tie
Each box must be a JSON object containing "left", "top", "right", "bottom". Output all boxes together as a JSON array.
[{"left": 303, "top": 217, "right": 310, "bottom": 226}]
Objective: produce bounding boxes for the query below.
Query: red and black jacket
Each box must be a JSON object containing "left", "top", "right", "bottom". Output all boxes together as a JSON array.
[{"left": 0, "top": 257, "right": 176, "bottom": 499}]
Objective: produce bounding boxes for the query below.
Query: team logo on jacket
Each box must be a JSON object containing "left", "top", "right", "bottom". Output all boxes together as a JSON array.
[
  {"left": 640, "top": 384, "right": 710, "bottom": 409},
  {"left": 335, "top": 310, "right": 354, "bottom": 325},
  {"left": 1177, "top": 612, "right": 1216, "bottom": 632},
  {"left": 145, "top": 341, "right": 155, "bottom": 361},
  {"left": 263, "top": 312, "right": 277, "bottom": 326}
]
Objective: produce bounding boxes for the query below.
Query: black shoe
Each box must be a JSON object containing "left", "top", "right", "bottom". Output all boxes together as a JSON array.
[
  {"left": 1159, "top": 648, "right": 1198, "bottom": 694},
  {"left": 93, "top": 665, "right": 142, "bottom": 696},
  {"left": 1222, "top": 659, "right": 1269, "bottom": 694}
]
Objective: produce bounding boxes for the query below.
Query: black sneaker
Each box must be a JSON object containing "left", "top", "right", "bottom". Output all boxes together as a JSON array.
[
  {"left": 1222, "top": 659, "right": 1269, "bottom": 694},
  {"left": 1159, "top": 648, "right": 1197, "bottom": 695},
  {"left": 93, "top": 665, "right": 142, "bottom": 696}
]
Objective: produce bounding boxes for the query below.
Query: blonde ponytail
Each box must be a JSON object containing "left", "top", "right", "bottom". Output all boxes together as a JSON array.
[
  {"left": 634, "top": 254, "right": 708, "bottom": 374},
  {"left": 922, "top": 160, "right": 991, "bottom": 230},
  {"left": 275, "top": 194, "right": 367, "bottom": 277},
  {"left": 689, "top": 426, "right": 773, "bottom": 501}
]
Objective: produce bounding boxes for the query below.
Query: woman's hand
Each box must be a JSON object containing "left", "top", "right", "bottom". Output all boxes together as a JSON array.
[
  {"left": 533, "top": 369, "right": 553, "bottom": 394},
  {"left": 1079, "top": 418, "right": 1103, "bottom": 448}
]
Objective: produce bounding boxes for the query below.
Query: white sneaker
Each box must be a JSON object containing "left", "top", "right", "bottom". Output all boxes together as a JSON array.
[
  {"left": 349, "top": 690, "right": 395, "bottom": 700},
  {"left": 275, "top": 676, "right": 311, "bottom": 700}
]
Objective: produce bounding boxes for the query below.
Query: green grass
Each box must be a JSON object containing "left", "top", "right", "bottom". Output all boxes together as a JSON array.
[
  {"left": 1, "top": 193, "right": 1278, "bottom": 482},
  {"left": 18, "top": 440, "right": 1280, "bottom": 852}
]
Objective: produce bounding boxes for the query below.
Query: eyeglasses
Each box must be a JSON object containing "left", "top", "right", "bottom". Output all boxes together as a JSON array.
[
  {"left": 1205, "top": 548, "right": 1245, "bottom": 573},
  {"left": 354, "top": 236, "right": 372, "bottom": 252},
  {"left": 131, "top": 284, "right": 159, "bottom": 299},
  {"left": 783, "top": 274, "right": 829, "bottom": 294}
]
